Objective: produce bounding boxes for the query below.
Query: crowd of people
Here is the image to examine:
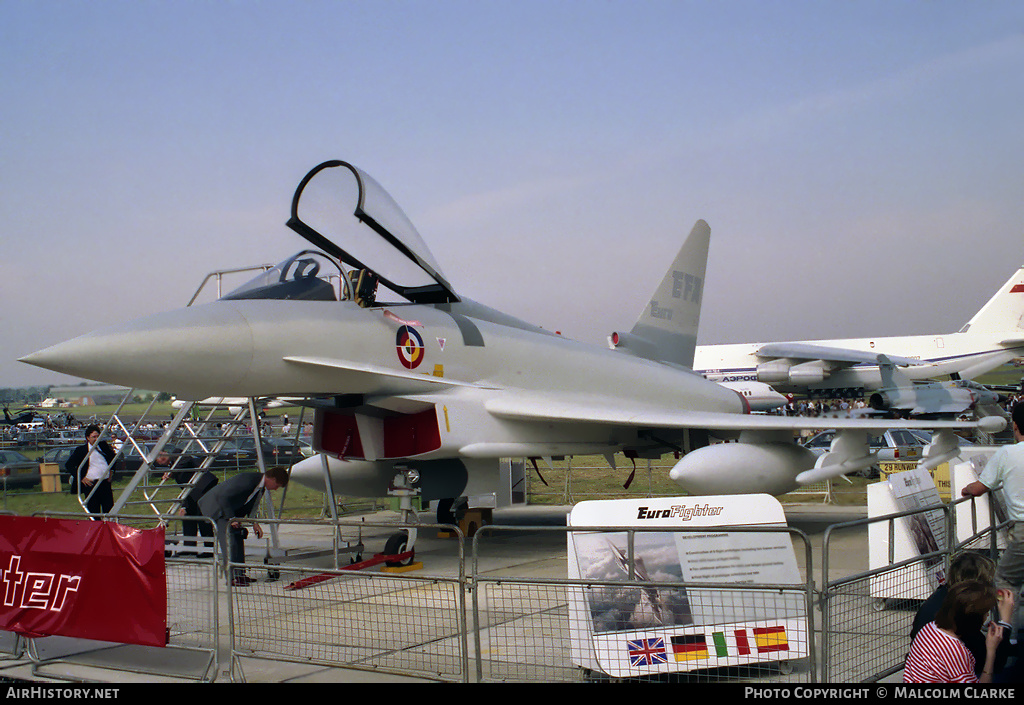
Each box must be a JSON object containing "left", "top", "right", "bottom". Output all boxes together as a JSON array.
[
  {"left": 778, "top": 397, "right": 870, "bottom": 417},
  {"left": 771, "top": 390, "right": 1024, "bottom": 419}
]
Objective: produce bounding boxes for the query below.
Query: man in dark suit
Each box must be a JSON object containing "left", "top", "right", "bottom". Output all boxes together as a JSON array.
[
  {"left": 64, "top": 424, "right": 118, "bottom": 518},
  {"left": 157, "top": 449, "right": 217, "bottom": 557},
  {"left": 199, "top": 467, "right": 288, "bottom": 585}
]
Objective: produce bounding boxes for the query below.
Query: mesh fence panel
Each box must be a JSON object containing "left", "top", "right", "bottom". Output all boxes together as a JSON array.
[
  {"left": 230, "top": 562, "right": 467, "bottom": 681},
  {"left": 473, "top": 579, "right": 815, "bottom": 683},
  {"left": 821, "top": 561, "right": 934, "bottom": 682}
]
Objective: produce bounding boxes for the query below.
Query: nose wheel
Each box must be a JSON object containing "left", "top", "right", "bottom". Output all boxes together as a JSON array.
[
  {"left": 385, "top": 467, "right": 420, "bottom": 568},
  {"left": 384, "top": 530, "right": 415, "bottom": 567}
]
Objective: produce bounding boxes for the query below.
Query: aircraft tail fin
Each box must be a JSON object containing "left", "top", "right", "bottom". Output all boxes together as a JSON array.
[
  {"left": 608, "top": 220, "right": 710, "bottom": 367},
  {"left": 959, "top": 265, "right": 1024, "bottom": 335},
  {"left": 877, "top": 354, "right": 911, "bottom": 388}
]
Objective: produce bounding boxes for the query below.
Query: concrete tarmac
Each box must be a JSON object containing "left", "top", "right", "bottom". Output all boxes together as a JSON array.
[{"left": 0, "top": 502, "right": 869, "bottom": 684}]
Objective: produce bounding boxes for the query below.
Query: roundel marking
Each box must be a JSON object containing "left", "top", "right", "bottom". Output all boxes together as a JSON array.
[{"left": 396, "top": 325, "right": 425, "bottom": 369}]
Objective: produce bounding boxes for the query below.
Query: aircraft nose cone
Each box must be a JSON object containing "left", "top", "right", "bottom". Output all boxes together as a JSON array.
[{"left": 20, "top": 303, "right": 254, "bottom": 399}]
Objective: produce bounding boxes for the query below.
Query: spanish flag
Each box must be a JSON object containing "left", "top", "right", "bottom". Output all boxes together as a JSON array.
[{"left": 753, "top": 626, "right": 789, "bottom": 653}]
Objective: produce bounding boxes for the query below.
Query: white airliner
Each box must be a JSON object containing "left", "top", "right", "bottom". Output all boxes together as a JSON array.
[
  {"left": 718, "top": 381, "right": 787, "bottom": 411},
  {"left": 693, "top": 265, "right": 1024, "bottom": 395},
  {"left": 170, "top": 396, "right": 293, "bottom": 415}
]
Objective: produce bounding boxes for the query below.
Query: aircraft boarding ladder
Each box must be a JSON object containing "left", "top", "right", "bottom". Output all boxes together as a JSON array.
[
  {"left": 73, "top": 392, "right": 304, "bottom": 550},
  {"left": 67, "top": 264, "right": 300, "bottom": 544},
  {"left": 66, "top": 263, "right": 367, "bottom": 564}
]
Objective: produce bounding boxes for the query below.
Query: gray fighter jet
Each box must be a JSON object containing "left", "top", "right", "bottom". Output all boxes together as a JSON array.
[
  {"left": 867, "top": 355, "right": 1002, "bottom": 417},
  {"left": 21, "top": 160, "right": 1005, "bottom": 504}
]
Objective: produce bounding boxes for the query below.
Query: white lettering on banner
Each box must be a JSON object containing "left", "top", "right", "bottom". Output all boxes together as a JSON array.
[{"left": 1, "top": 555, "right": 82, "bottom": 612}]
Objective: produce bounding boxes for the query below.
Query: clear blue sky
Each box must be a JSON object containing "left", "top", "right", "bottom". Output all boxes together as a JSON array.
[{"left": 3, "top": 1, "right": 1023, "bottom": 387}]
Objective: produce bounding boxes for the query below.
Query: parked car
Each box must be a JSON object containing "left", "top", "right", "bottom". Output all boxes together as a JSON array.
[
  {"left": 118, "top": 443, "right": 161, "bottom": 476},
  {"left": 50, "top": 429, "right": 86, "bottom": 445},
  {"left": 42, "top": 444, "right": 87, "bottom": 487},
  {"left": 234, "top": 436, "right": 305, "bottom": 466},
  {"left": 800, "top": 428, "right": 936, "bottom": 478},
  {"left": 201, "top": 439, "right": 258, "bottom": 470},
  {"left": 42, "top": 445, "right": 76, "bottom": 469},
  {"left": 0, "top": 449, "right": 40, "bottom": 488},
  {"left": 15, "top": 429, "right": 50, "bottom": 448},
  {"left": 904, "top": 430, "right": 975, "bottom": 447},
  {"left": 117, "top": 443, "right": 208, "bottom": 476}
]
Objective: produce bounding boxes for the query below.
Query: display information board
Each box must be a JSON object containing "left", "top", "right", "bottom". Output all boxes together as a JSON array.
[
  {"left": 950, "top": 448, "right": 1005, "bottom": 549},
  {"left": 869, "top": 451, "right": 1004, "bottom": 600},
  {"left": 887, "top": 465, "right": 947, "bottom": 587},
  {"left": 567, "top": 494, "right": 807, "bottom": 677}
]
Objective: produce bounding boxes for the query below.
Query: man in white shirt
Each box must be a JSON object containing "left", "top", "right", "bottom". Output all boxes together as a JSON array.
[{"left": 962, "top": 403, "right": 1024, "bottom": 636}]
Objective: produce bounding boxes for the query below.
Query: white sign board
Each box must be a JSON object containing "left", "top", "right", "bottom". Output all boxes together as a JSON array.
[
  {"left": 950, "top": 448, "right": 1006, "bottom": 550},
  {"left": 868, "top": 449, "right": 1006, "bottom": 600},
  {"left": 567, "top": 495, "right": 806, "bottom": 678},
  {"left": 868, "top": 466, "right": 945, "bottom": 600}
]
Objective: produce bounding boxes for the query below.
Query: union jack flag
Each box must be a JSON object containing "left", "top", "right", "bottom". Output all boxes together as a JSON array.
[{"left": 626, "top": 637, "right": 667, "bottom": 666}]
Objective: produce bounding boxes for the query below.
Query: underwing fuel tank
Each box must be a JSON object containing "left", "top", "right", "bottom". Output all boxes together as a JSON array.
[
  {"left": 668, "top": 441, "right": 817, "bottom": 496},
  {"left": 289, "top": 454, "right": 500, "bottom": 502},
  {"left": 289, "top": 455, "right": 398, "bottom": 496}
]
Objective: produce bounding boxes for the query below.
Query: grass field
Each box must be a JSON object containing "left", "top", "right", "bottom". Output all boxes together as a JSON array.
[
  {"left": 518, "top": 455, "right": 871, "bottom": 507},
  {"left": 0, "top": 451, "right": 870, "bottom": 523},
  {"left": 0, "top": 468, "right": 337, "bottom": 519}
]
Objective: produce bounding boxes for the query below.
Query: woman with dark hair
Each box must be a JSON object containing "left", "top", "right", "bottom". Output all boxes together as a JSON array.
[
  {"left": 904, "top": 580, "right": 1013, "bottom": 683},
  {"left": 910, "top": 551, "right": 1013, "bottom": 677}
]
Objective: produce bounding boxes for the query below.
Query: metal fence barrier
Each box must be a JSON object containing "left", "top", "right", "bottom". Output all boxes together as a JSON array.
[
  {"left": 0, "top": 493, "right": 1012, "bottom": 683},
  {"left": 471, "top": 524, "right": 817, "bottom": 683},
  {"left": 12, "top": 512, "right": 221, "bottom": 683},
  {"left": 820, "top": 495, "right": 1005, "bottom": 683},
  {"left": 226, "top": 518, "right": 469, "bottom": 683},
  {"left": 222, "top": 520, "right": 817, "bottom": 683}
]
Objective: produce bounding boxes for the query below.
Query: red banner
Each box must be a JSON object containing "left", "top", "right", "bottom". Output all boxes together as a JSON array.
[{"left": 0, "top": 516, "right": 166, "bottom": 647}]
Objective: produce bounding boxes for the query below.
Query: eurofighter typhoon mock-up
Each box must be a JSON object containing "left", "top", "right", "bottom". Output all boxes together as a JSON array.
[{"left": 22, "top": 160, "right": 1004, "bottom": 506}]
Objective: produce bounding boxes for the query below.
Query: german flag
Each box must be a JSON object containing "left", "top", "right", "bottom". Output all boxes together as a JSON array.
[{"left": 671, "top": 634, "right": 709, "bottom": 661}]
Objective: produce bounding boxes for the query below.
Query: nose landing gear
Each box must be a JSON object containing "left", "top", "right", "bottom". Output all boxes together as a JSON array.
[{"left": 385, "top": 467, "right": 420, "bottom": 568}]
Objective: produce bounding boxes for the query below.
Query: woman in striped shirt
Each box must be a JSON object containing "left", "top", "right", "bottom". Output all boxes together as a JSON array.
[{"left": 904, "top": 580, "right": 1012, "bottom": 683}]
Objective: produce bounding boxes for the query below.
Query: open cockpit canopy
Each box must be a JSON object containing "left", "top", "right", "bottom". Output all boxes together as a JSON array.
[
  {"left": 223, "top": 160, "right": 459, "bottom": 305},
  {"left": 287, "top": 160, "right": 458, "bottom": 305}
]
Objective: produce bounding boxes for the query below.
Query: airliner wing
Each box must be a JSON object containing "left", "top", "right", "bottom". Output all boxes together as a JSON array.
[{"left": 755, "top": 343, "right": 924, "bottom": 367}]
